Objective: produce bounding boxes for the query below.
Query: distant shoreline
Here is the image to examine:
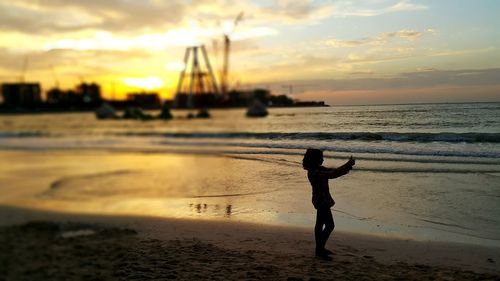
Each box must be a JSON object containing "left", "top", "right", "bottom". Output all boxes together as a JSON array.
[
  {"left": 0, "top": 103, "right": 329, "bottom": 115},
  {"left": 1, "top": 100, "right": 499, "bottom": 115},
  {"left": 327, "top": 101, "right": 500, "bottom": 107}
]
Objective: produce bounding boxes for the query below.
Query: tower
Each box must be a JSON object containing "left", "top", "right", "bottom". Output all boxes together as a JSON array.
[{"left": 174, "top": 45, "right": 219, "bottom": 108}]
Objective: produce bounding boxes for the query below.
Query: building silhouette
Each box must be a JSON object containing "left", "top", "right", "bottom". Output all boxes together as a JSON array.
[
  {"left": 1, "top": 83, "right": 41, "bottom": 107},
  {"left": 127, "top": 92, "right": 161, "bottom": 109},
  {"left": 46, "top": 82, "right": 102, "bottom": 107},
  {"left": 78, "top": 83, "right": 101, "bottom": 104}
]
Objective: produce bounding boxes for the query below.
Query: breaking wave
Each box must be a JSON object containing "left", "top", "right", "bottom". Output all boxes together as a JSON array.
[{"left": 119, "top": 131, "right": 500, "bottom": 144}]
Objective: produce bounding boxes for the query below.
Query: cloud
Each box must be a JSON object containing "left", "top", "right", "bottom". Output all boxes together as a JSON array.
[
  {"left": 192, "top": 0, "right": 335, "bottom": 25},
  {"left": 0, "top": 0, "right": 429, "bottom": 60},
  {"left": 2, "top": 0, "right": 425, "bottom": 37},
  {"left": 238, "top": 0, "right": 426, "bottom": 24},
  {"left": 259, "top": 68, "right": 500, "bottom": 104},
  {"left": 331, "top": 0, "right": 428, "bottom": 17},
  {"left": 349, "top": 70, "right": 374, "bottom": 75},
  {"left": 345, "top": 47, "right": 417, "bottom": 65},
  {"left": 320, "top": 29, "right": 429, "bottom": 48},
  {"left": 0, "top": 47, "right": 152, "bottom": 75},
  {"left": 0, "top": 2, "right": 94, "bottom": 34},
  {"left": 255, "top": 0, "right": 334, "bottom": 24},
  {"left": 0, "top": 0, "right": 186, "bottom": 35},
  {"left": 0, "top": 0, "right": 334, "bottom": 36},
  {"left": 232, "top": 45, "right": 422, "bottom": 83},
  {"left": 428, "top": 47, "right": 495, "bottom": 57},
  {"left": 385, "top": 0, "right": 428, "bottom": 13},
  {"left": 266, "top": 68, "right": 500, "bottom": 92}
]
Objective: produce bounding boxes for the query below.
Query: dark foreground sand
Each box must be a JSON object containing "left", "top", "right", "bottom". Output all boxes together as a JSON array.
[{"left": 0, "top": 206, "right": 499, "bottom": 281}]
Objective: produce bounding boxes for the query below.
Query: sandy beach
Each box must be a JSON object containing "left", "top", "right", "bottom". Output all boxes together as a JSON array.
[
  {"left": 1, "top": 205, "right": 499, "bottom": 280},
  {"left": 1, "top": 0, "right": 500, "bottom": 277}
]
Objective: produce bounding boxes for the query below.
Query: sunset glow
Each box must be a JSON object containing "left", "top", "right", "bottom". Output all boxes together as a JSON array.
[
  {"left": 0, "top": 0, "right": 499, "bottom": 104},
  {"left": 123, "top": 77, "right": 164, "bottom": 90}
]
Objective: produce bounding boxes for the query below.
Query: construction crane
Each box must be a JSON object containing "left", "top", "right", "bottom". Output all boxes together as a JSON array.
[
  {"left": 50, "top": 64, "right": 60, "bottom": 88},
  {"left": 282, "top": 84, "right": 318, "bottom": 96},
  {"left": 220, "top": 12, "right": 244, "bottom": 98},
  {"left": 20, "top": 56, "right": 29, "bottom": 83}
]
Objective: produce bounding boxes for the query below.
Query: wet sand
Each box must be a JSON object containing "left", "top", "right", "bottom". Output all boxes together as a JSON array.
[
  {"left": 0, "top": 205, "right": 499, "bottom": 280},
  {"left": 2, "top": 149, "right": 500, "bottom": 248}
]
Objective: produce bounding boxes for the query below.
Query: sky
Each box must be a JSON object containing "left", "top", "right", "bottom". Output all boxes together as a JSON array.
[{"left": 0, "top": 0, "right": 499, "bottom": 105}]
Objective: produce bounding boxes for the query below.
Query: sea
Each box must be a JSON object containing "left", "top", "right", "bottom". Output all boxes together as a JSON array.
[{"left": 0, "top": 102, "right": 499, "bottom": 247}]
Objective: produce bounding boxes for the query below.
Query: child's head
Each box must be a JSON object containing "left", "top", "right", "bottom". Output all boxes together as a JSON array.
[{"left": 302, "top": 148, "right": 324, "bottom": 170}]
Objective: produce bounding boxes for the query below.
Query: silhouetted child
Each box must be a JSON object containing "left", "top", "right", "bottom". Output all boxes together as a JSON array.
[{"left": 302, "top": 149, "right": 355, "bottom": 260}]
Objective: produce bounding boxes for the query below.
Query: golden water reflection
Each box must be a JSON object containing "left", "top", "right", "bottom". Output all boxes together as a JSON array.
[{"left": 189, "top": 203, "right": 232, "bottom": 218}]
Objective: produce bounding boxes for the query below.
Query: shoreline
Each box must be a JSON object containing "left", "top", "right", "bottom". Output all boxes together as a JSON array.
[
  {"left": 1, "top": 101, "right": 499, "bottom": 115},
  {"left": 1, "top": 204, "right": 499, "bottom": 279},
  {"left": 0, "top": 104, "right": 329, "bottom": 115},
  {"left": 1, "top": 148, "right": 499, "bottom": 250}
]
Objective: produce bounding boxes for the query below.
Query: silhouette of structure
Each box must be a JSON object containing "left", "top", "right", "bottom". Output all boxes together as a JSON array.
[
  {"left": 220, "top": 12, "right": 244, "bottom": 98},
  {"left": 167, "top": 12, "right": 327, "bottom": 111},
  {"left": 226, "top": 88, "right": 270, "bottom": 107},
  {"left": 46, "top": 82, "right": 102, "bottom": 108},
  {"left": 78, "top": 83, "right": 101, "bottom": 104},
  {"left": 1, "top": 83, "right": 41, "bottom": 108},
  {"left": 294, "top": 101, "right": 326, "bottom": 107},
  {"left": 127, "top": 92, "right": 161, "bottom": 109},
  {"left": 174, "top": 45, "right": 219, "bottom": 108}
]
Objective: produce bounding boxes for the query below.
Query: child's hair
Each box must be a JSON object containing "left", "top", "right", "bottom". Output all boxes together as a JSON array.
[{"left": 303, "top": 148, "right": 323, "bottom": 170}]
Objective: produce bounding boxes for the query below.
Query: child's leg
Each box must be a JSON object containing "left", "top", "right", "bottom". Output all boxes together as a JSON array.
[
  {"left": 322, "top": 209, "right": 335, "bottom": 247},
  {"left": 314, "top": 209, "right": 323, "bottom": 250},
  {"left": 315, "top": 208, "right": 330, "bottom": 251}
]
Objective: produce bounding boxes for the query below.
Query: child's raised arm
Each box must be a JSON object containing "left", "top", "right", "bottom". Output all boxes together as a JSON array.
[
  {"left": 335, "top": 156, "right": 355, "bottom": 177},
  {"left": 309, "top": 157, "right": 355, "bottom": 179}
]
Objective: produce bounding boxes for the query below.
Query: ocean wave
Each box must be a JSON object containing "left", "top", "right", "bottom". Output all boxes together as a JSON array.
[
  {"left": 0, "top": 131, "right": 46, "bottom": 138},
  {"left": 223, "top": 155, "right": 500, "bottom": 173},
  {"left": 119, "top": 131, "right": 500, "bottom": 144},
  {"left": 0, "top": 136, "right": 499, "bottom": 159},
  {"left": 2, "top": 130, "right": 500, "bottom": 144},
  {"left": 224, "top": 150, "right": 500, "bottom": 165},
  {"left": 155, "top": 140, "right": 500, "bottom": 159}
]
